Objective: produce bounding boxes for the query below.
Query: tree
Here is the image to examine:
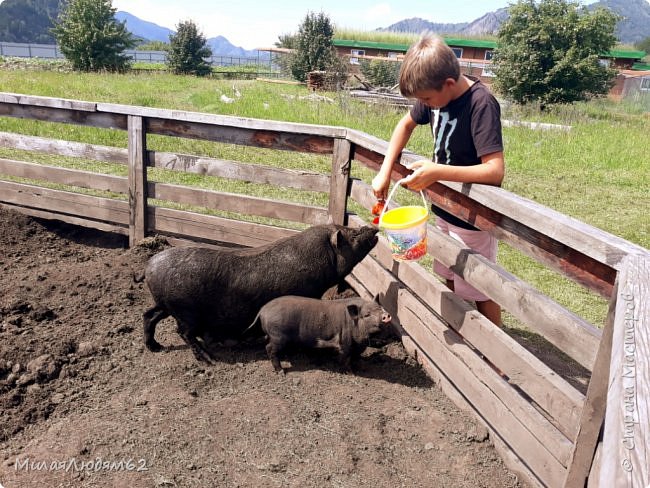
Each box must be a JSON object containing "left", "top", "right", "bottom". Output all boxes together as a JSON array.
[
  {"left": 51, "top": 0, "right": 135, "bottom": 72},
  {"left": 275, "top": 33, "right": 297, "bottom": 49},
  {"left": 492, "top": 0, "right": 619, "bottom": 105},
  {"left": 166, "top": 20, "right": 212, "bottom": 76},
  {"left": 289, "top": 11, "right": 347, "bottom": 84}
]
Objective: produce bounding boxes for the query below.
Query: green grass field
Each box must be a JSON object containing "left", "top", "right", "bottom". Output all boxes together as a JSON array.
[{"left": 0, "top": 66, "right": 648, "bottom": 331}]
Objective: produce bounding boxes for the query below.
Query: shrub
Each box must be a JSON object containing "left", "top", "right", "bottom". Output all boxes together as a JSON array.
[
  {"left": 166, "top": 20, "right": 212, "bottom": 76},
  {"left": 359, "top": 59, "right": 400, "bottom": 88},
  {"left": 289, "top": 11, "right": 347, "bottom": 84},
  {"left": 51, "top": 0, "right": 136, "bottom": 72}
]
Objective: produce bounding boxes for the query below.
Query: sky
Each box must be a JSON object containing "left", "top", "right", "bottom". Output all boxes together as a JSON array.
[{"left": 109, "top": 0, "right": 525, "bottom": 50}]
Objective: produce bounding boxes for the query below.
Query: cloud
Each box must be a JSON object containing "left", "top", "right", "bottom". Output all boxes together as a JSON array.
[{"left": 366, "top": 2, "right": 392, "bottom": 21}]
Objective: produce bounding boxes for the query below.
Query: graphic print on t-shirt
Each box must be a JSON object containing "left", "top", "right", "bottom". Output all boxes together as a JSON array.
[{"left": 430, "top": 108, "right": 456, "bottom": 165}]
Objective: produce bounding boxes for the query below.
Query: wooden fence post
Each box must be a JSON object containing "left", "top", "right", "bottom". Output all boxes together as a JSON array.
[
  {"left": 128, "top": 115, "right": 147, "bottom": 246},
  {"left": 563, "top": 274, "right": 617, "bottom": 487},
  {"left": 328, "top": 138, "right": 352, "bottom": 226},
  {"left": 599, "top": 253, "right": 650, "bottom": 487}
]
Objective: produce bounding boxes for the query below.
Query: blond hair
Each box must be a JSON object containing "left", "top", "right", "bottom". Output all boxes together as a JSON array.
[{"left": 399, "top": 33, "right": 461, "bottom": 96}]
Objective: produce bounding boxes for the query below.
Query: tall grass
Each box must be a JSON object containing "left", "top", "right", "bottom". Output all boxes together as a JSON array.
[{"left": 0, "top": 67, "right": 648, "bottom": 330}]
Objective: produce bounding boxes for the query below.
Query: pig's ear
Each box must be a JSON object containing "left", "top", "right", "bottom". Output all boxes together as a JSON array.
[
  {"left": 346, "top": 303, "right": 360, "bottom": 322},
  {"left": 330, "top": 229, "right": 343, "bottom": 249}
]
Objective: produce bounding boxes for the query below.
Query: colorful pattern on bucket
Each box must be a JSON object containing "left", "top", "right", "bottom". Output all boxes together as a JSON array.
[{"left": 385, "top": 223, "right": 427, "bottom": 261}]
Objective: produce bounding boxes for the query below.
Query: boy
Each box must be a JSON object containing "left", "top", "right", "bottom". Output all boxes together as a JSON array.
[{"left": 372, "top": 33, "right": 505, "bottom": 326}]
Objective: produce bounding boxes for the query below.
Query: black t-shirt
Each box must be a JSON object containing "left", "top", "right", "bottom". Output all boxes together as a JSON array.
[{"left": 410, "top": 77, "right": 503, "bottom": 229}]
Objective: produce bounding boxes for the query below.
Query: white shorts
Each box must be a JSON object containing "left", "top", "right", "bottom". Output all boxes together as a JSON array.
[{"left": 433, "top": 217, "right": 497, "bottom": 303}]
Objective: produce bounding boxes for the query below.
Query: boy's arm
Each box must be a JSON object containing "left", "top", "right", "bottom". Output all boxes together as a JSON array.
[
  {"left": 371, "top": 112, "right": 419, "bottom": 200},
  {"left": 402, "top": 151, "right": 505, "bottom": 191}
]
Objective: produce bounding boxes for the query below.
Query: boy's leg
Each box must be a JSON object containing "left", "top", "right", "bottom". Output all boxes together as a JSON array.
[{"left": 434, "top": 218, "right": 501, "bottom": 326}]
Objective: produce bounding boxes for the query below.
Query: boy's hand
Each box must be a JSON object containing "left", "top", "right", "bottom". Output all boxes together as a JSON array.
[
  {"left": 371, "top": 173, "right": 391, "bottom": 200},
  {"left": 402, "top": 160, "right": 437, "bottom": 191}
]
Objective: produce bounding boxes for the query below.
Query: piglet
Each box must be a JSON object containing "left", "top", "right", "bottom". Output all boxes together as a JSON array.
[{"left": 249, "top": 295, "right": 391, "bottom": 373}]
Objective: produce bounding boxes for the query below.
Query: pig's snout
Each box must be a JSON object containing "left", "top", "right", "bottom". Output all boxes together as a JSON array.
[{"left": 381, "top": 311, "right": 391, "bottom": 323}]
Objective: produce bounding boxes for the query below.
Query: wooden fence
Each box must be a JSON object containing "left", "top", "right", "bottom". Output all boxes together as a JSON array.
[{"left": 0, "top": 92, "right": 648, "bottom": 488}]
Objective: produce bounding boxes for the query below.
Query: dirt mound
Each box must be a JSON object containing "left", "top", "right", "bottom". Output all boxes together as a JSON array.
[{"left": 0, "top": 207, "right": 523, "bottom": 487}]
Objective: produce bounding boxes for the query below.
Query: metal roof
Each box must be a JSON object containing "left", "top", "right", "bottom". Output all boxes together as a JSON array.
[
  {"left": 332, "top": 38, "right": 498, "bottom": 51},
  {"left": 333, "top": 38, "right": 646, "bottom": 60}
]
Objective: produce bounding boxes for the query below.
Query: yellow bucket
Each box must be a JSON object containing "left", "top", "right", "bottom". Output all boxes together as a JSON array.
[{"left": 378, "top": 183, "right": 429, "bottom": 261}]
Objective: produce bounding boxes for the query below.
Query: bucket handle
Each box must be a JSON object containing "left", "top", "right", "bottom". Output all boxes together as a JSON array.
[{"left": 379, "top": 178, "right": 428, "bottom": 224}]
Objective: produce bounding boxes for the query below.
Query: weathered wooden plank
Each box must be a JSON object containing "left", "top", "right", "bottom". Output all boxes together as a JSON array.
[
  {"left": 347, "top": 128, "right": 416, "bottom": 162},
  {"left": 144, "top": 118, "right": 335, "bottom": 154},
  {"left": 128, "top": 115, "right": 147, "bottom": 246},
  {"left": 0, "top": 180, "right": 129, "bottom": 224},
  {"left": 397, "top": 327, "right": 545, "bottom": 488},
  {"left": 96, "top": 102, "right": 348, "bottom": 138},
  {"left": 148, "top": 206, "right": 298, "bottom": 248},
  {"left": 151, "top": 151, "right": 330, "bottom": 192},
  {"left": 426, "top": 224, "right": 602, "bottom": 371},
  {"left": 0, "top": 103, "right": 127, "bottom": 130},
  {"left": 395, "top": 290, "right": 568, "bottom": 486},
  {"left": 0, "top": 158, "right": 128, "bottom": 193},
  {"left": 149, "top": 182, "right": 329, "bottom": 225},
  {"left": 600, "top": 253, "right": 650, "bottom": 488},
  {"left": 328, "top": 138, "right": 352, "bottom": 225},
  {"left": 437, "top": 179, "right": 645, "bottom": 273},
  {"left": 0, "top": 131, "right": 128, "bottom": 164},
  {"left": 587, "top": 442, "right": 602, "bottom": 488},
  {"left": 0, "top": 131, "right": 332, "bottom": 192},
  {"left": 0, "top": 202, "right": 128, "bottom": 235},
  {"left": 563, "top": 273, "right": 617, "bottom": 487},
  {"left": 0, "top": 92, "right": 97, "bottom": 111}
]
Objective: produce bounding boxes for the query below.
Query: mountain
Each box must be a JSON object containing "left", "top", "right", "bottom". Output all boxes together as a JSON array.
[
  {"left": 462, "top": 8, "right": 510, "bottom": 37},
  {"left": 115, "top": 11, "right": 173, "bottom": 43},
  {"left": 378, "top": 0, "right": 650, "bottom": 45},
  {"left": 588, "top": 0, "right": 650, "bottom": 44},
  {"left": 377, "top": 17, "right": 467, "bottom": 36},
  {"left": 111, "top": 11, "right": 266, "bottom": 58},
  {"left": 0, "top": 0, "right": 61, "bottom": 43}
]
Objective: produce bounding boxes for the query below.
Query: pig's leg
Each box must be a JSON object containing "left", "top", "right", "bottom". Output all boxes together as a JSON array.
[
  {"left": 143, "top": 304, "right": 169, "bottom": 352},
  {"left": 177, "top": 322, "right": 216, "bottom": 364},
  {"left": 338, "top": 343, "right": 353, "bottom": 373},
  {"left": 265, "top": 341, "right": 284, "bottom": 373}
]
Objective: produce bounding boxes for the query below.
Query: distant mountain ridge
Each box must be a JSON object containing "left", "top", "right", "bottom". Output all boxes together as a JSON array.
[
  {"left": 378, "top": 0, "right": 650, "bottom": 45},
  {"left": 0, "top": 1, "right": 264, "bottom": 58},
  {"left": 115, "top": 11, "right": 262, "bottom": 58},
  {"left": 1, "top": 0, "right": 648, "bottom": 53},
  {"left": 114, "top": 11, "right": 173, "bottom": 43}
]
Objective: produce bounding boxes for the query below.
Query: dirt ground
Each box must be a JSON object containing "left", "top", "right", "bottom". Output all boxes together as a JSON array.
[{"left": 0, "top": 206, "right": 524, "bottom": 488}]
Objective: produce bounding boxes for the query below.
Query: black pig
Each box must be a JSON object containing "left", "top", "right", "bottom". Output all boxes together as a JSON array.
[
  {"left": 143, "top": 224, "right": 378, "bottom": 361},
  {"left": 251, "top": 295, "right": 391, "bottom": 373}
]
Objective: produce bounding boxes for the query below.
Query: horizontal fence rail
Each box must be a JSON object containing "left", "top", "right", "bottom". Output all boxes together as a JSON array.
[{"left": 1, "top": 92, "right": 648, "bottom": 488}]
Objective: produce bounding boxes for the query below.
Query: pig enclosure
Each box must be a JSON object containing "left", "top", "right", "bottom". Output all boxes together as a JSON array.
[{"left": 0, "top": 93, "right": 649, "bottom": 488}]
